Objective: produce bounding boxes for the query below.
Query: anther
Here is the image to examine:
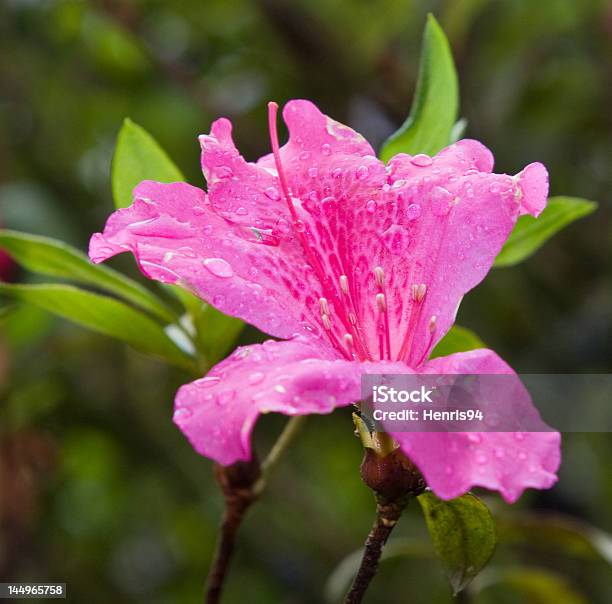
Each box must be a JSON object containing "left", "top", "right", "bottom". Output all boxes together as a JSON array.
[
  {"left": 348, "top": 312, "right": 358, "bottom": 326},
  {"left": 376, "top": 293, "right": 386, "bottom": 312},
  {"left": 319, "top": 297, "right": 330, "bottom": 316},
  {"left": 374, "top": 266, "right": 385, "bottom": 289},
  {"left": 428, "top": 315, "right": 437, "bottom": 333},
  {"left": 322, "top": 314, "right": 332, "bottom": 330},
  {"left": 411, "top": 283, "right": 427, "bottom": 303},
  {"left": 343, "top": 333, "right": 354, "bottom": 348},
  {"left": 339, "top": 274, "right": 349, "bottom": 295}
]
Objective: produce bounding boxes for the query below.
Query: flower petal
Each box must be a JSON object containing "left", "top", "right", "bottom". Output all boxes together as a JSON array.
[
  {"left": 89, "top": 181, "right": 324, "bottom": 340},
  {"left": 174, "top": 337, "right": 362, "bottom": 465},
  {"left": 351, "top": 141, "right": 550, "bottom": 365},
  {"left": 390, "top": 349, "right": 561, "bottom": 503}
]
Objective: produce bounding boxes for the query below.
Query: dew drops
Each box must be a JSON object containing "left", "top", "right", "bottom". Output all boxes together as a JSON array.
[
  {"left": 332, "top": 168, "right": 343, "bottom": 179},
  {"left": 265, "top": 186, "right": 280, "bottom": 201},
  {"left": 197, "top": 376, "right": 221, "bottom": 388},
  {"left": 213, "top": 295, "right": 225, "bottom": 306},
  {"left": 192, "top": 206, "right": 207, "bottom": 216},
  {"left": 366, "top": 199, "right": 377, "bottom": 214},
  {"left": 321, "top": 143, "right": 332, "bottom": 155},
  {"left": 322, "top": 196, "right": 336, "bottom": 215},
  {"left": 248, "top": 372, "right": 265, "bottom": 385},
  {"left": 294, "top": 220, "right": 306, "bottom": 232},
  {"left": 489, "top": 182, "right": 501, "bottom": 194},
  {"left": 431, "top": 186, "right": 453, "bottom": 216},
  {"left": 411, "top": 154, "right": 433, "bottom": 167},
  {"left": 494, "top": 447, "right": 505, "bottom": 459},
  {"left": 235, "top": 206, "right": 248, "bottom": 216},
  {"left": 203, "top": 257, "right": 233, "bottom": 278},
  {"left": 355, "top": 165, "right": 368, "bottom": 180},
  {"left": 406, "top": 203, "right": 421, "bottom": 220},
  {"left": 475, "top": 451, "right": 487, "bottom": 464},
  {"left": 217, "top": 390, "right": 236, "bottom": 406},
  {"left": 514, "top": 432, "right": 525, "bottom": 441},
  {"left": 518, "top": 451, "right": 528, "bottom": 461},
  {"left": 299, "top": 151, "right": 310, "bottom": 161},
  {"left": 308, "top": 167, "right": 318, "bottom": 178},
  {"left": 467, "top": 433, "right": 482, "bottom": 444},
  {"left": 173, "top": 407, "right": 193, "bottom": 421},
  {"left": 275, "top": 218, "right": 291, "bottom": 234}
]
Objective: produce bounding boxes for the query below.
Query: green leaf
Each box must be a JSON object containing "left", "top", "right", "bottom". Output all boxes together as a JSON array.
[
  {"left": 494, "top": 196, "right": 597, "bottom": 268},
  {"left": 379, "top": 14, "right": 458, "bottom": 162},
  {"left": 475, "top": 567, "right": 589, "bottom": 604},
  {"left": 194, "top": 304, "right": 244, "bottom": 366},
  {"left": 0, "top": 229, "right": 176, "bottom": 323},
  {"left": 418, "top": 491, "right": 497, "bottom": 594},
  {"left": 496, "top": 512, "right": 612, "bottom": 565},
  {"left": 430, "top": 325, "right": 485, "bottom": 358},
  {"left": 112, "top": 118, "right": 185, "bottom": 209},
  {"left": 0, "top": 283, "right": 194, "bottom": 370}
]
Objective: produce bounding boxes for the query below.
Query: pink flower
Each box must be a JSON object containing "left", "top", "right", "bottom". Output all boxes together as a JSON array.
[{"left": 90, "top": 100, "right": 560, "bottom": 503}]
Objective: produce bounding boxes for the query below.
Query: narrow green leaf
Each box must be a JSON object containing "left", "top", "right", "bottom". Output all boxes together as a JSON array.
[
  {"left": 379, "top": 14, "right": 458, "bottom": 161},
  {"left": 0, "top": 283, "right": 194, "bottom": 370},
  {"left": 495, "top": 196, "right": 597, "bottom": 268},
  {"left": 0, "top": 229, "right": 176, "bottom": 323},
  {"left": 112, "top": 118, "right": 185, "bottom": 209},
  {"left": 418, "top": 491, "right": 497, "bottom": 594},
  {"left": 430, "top": 325, "right": 485, "bottom": 358}
]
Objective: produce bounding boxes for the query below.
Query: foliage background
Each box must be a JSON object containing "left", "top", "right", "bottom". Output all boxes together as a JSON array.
[{"left": 1, "top": 0, "right": 611, "bottom": 602}]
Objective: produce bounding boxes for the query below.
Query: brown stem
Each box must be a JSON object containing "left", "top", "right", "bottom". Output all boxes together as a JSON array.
[
  {"left": 344, "top": 494, "right": 408, "bottom": 604},
  {"left": 205, "top": 458, "right": 260, "bottom": 604}
]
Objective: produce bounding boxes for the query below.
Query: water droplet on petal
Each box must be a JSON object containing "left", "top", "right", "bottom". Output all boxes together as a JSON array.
[
  {"left": 475, "top": 451, "right": 487, "bottom": 464},
  {"left": 294, "top": 220, "right": 306, "bottom": 232},
  {"left": 366, "top": 199, "right": 377, "bottom": 214},
  {"left": 332, "top": 168, "right": 342, "bottom": 179},
  {"left": 235, "top": 206, "right": 248, "bottom": 216},
  {"left": 322, "top": 196, "right": 336, "bottom": 215},
  {"left": 514, "top": 432, "right": 525, "bottom": 441},
  {"left": 494, "top": 447, "right": 505, "bottom": 459},
  {"left": 197, "top": 376, "right": 221, "bottom": 388},
  {"left": 406, "top": 203, "right": 421, "bottom": 220},
  {"left": 518, "top": 451, "right": 527, "bottom": 461},
  {"left": 489, "top": 182, "right": 502, "bottom": 194},
  {"left": 173, "top": 407, "right": 193, "bottom": 421},
  {"left": 248, "top": 372, "right": 265, "bottom": 385},
  {"left": 431, "top": 186, "right": 454, "bottom": 216},
  {"left": 275, "top": 218, "right": 291, "bottom": 234},
  {"left": 321, "top": 143, "right": 332, "bottom": 156},
  {"left": 355, "top": 165, "right": 368, "bottom": 180},
  {"left": 299, "top": 151, "right": 310, "bottom": 161},
  {"left": 217, "top": 390, "right": 235, "bottom": 406},
  {"left": 203, "top": 257, "right": 233, "bottom": 278},
  {"left": 265, "top": 186, "right": 280, "bottom": 201},
  {"left": 411, "top": 154, "right": 433, "bottom": 167},
  {"left": 308, "top": 167, "right": 318, "bottom": 178},
  {"left": 192, "top": 206, "right": 207, "bottom": 216},
  {"left": 467, "top": 433, "right": 482, "bottom": 444}
]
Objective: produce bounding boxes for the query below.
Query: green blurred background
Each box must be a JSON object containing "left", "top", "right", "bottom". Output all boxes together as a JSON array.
[{"left": 1, "top": 0, "right": 611, "bottom": 602}]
